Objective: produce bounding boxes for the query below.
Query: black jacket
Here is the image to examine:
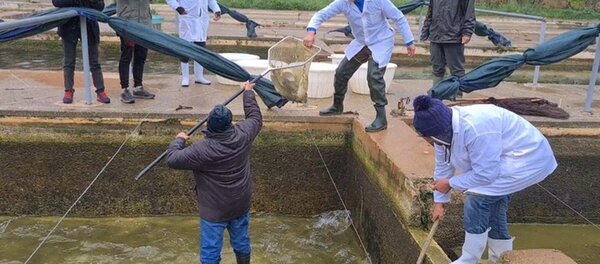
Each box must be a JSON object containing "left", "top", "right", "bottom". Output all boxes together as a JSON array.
[
  {"left": 421, "top": 0, "right": 475, "bottom": 43},
  {"left": 52, "top": 0, "right": 104, "bottom": 44},
  {"left": 167, "top": 91, "right": 263, "bottom": 222}
]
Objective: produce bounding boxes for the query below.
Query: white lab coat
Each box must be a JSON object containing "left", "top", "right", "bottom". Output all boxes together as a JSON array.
[
  {"left": 307, "top": 0, "right": 414, "bottom": 68},
  {"left": 433, "top": 105, "right": 557, "bottom": 203},
  {"left": 167, "top": 0, "right": 220, "bottom": 42}
]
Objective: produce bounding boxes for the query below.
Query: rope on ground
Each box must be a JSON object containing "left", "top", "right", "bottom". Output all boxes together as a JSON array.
[
  {"left": 536, "top": 183, "right": 600, "bottom": 232},
  {"left": 301, "top": 116, "right": 373, "bottom": 264},
  {"left": 23, "top": 112, "right": 151, "bottom": 264}
]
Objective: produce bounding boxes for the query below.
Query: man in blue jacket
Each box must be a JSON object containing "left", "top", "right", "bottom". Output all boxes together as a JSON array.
[
  {"left": 52, "top": 0, "right": 111, "bottom": 104},
  {"left": 303, "top": 0, "right": 415, "bottom": 132},
  {"left": 166, "top": 82, "right": 261, "bottom": 264},
  {"left": 412, "top": 95, "right": 557, "bottom": 264}
]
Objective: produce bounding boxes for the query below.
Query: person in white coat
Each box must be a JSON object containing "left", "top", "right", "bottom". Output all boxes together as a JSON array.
[
  {"left": 303, "top": 0, "right": 415, "bottom": 132},
  {"left": 412, "top": 95, "right": 557, "bottom": 264},
  {"left": 168, "top": 0, "right": 221, "bottom": 86}
]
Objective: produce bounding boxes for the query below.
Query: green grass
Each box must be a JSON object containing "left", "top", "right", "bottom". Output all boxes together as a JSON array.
[{"left": 152, "top": 0, "right": 600, "bottom": 20}]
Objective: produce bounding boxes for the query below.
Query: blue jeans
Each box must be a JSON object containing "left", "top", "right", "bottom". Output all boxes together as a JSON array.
[
  {"left": 463, "top": 193, "right": 512, "bottom": 239},
  {"left": 200, "top": 211, "right": 251, "bottom": 264}
]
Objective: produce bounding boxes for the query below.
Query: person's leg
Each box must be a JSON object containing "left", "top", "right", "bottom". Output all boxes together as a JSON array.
[
  {"left": 365, "top": 59, "right": 387, "bottom": 132},
  {"left": 118, "top": 36, "right": 135, "bottom": 103},
  {"left": 193, "top": 41, "right": 211, "bottom": 85},
  {"left": 132, "top": 44, "right": 148, "bottom": 88},
  {"left": 453, "top": 193, "right": 492, "bottom": 264},
  {"left": 181, "top": 57, "right": 190, "bottom": 87},
  {"left": 88, "top": 42, "right": 110, "bottom": 103},
  {"left": 61, "top": 37, "right": 77, "bottom": 103},
  {"left": 227, "top": 211, "right": 251, "bottom": 264},
  {"left": 429, "top": 42, "right": 446, "bottom": 86},
  {"left": 444, "top": 43, "right": 466, "bottom": 99},
  {"left": 118, "top": 36, "right": 133, "bottom": 89},
  {"left": 487, "top": 194, "right": 514, "bottom": 262},
  {"left": 319, "top": 47, "right": 367, "bottom": 116},
  {"left": 200, "top": 218, "right": 227, "bottom": 264}
]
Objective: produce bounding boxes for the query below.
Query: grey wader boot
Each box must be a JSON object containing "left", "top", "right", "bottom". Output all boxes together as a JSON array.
[
  {"left": 433, "top": 75, "right": 444, "bottom": 86},
  {"left": 365, "top": 105, "right": 387, "bottom": 132},
  {"left": 235, "top": 253, "right": 250, "bottom": 264},
  {"left": 319, "top": 97, "right": 344, "bottom": 116}
]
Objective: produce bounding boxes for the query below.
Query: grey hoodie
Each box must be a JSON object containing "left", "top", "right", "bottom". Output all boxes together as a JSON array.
[
  {"left": 116, "top": 0, "right": 152, "bottom": 26},
  {"left": 421, "top": 0, "right": 476, "bottom": 43},
  {"left": 166, "top": 91, "right": 262, "bottom": 222}
]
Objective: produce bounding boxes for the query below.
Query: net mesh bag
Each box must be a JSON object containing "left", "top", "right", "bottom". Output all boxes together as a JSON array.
[{"left": 268, "top": 37, "right": 320, "bottom": 103}]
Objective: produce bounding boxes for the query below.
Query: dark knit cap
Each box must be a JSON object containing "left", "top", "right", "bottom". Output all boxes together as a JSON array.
[
  {"left": 412, "top": 95, "right": 452, "bottom": 137},
  {"left": 207, "top": 104, "right": 232, "bottom": 133}
]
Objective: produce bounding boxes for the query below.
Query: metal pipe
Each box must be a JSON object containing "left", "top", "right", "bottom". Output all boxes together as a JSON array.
[
  {"left": 0, "top": 10, "right": 78, "bottom": 32},
  {"left": 533, "top": 21, "right": 547, "bottom": 86},
  {"left": 474, "top": 8, "right": 545, "bottom": 22},
  {"left": 79, "top": 16, "right": 92, "bottom": 104},
  {"left": 584, "top": 36, "right": 600, "bottom": 112}
]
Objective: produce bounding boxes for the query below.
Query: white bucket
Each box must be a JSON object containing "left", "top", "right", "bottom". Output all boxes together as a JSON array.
[
  {"left": 308, "top": 62, "right": 337, "bottom": 98},
  {"left": 234, "top": 59, "right": 271, "bottom": 81},
  {"left": 328, "top": 54, "right": 346, "bottom": 65},
  {"left": 350, "top": 63, "right": 397, "bottom": 95},
  {"left": 216, "top": 53, "right": 261, "bottom": 85}
]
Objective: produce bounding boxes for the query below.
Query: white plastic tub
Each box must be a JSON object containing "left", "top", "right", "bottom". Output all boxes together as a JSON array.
[
  {"left": 216, "top": 53, "right": 261, "bottom": 85},
  {"left": 328, "top": 54, "right": 346, "bottom": 65},
  {"left": 349, "top": 63, "right": 397, "bottom": 95},
  {"left": 234, "top": 59, "right": 271, "bottom": 81},
  {"left": 308, "top": 62, "right": 337, "bottom": 98}
]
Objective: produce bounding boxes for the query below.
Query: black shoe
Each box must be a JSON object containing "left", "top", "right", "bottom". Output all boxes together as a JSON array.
[
  {"left": 365, "top": 105, "right": 387, "bottom": 132},
  {"left": 120, "top": 88, "right": 135, "bottom": 104},
  {"left": 133, "top": 86, "right": 155, "bottom": 99}
]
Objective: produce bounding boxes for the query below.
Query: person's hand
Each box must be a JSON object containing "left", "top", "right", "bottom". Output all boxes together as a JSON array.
[
  {"left": 461, "top": 35, "right": 471, "bottom": 45},
  {"left": 176, "top": 132, "right": 190, "bottom": 141},
  {"left": 176, "top": 7, "right": 187, "bottom": 15},
  {"left": 432, "top": 203, "right": 445, "bottom": 221},
  {"left": 213, "top": 11, "right": 221, "bottom": 21},
  {"left": 304, "top": 31, "right": 316, "bottom": 48},
  {"left": 243, "top": 81, "right": 255, "bottom": 91},
  {"left": 406, "top": 44, "right": 416, "bottom": 57},
  {"left": 431, "top": 178, "right": 451, "bottom": 194}
]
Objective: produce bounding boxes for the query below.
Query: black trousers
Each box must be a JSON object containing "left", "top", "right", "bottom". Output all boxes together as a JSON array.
[
  {"left": 334, "top": 46, "right": 388, "bottom": 107},
  {"left": 118, "top": 36, "right": 148, "bottom": 89}
]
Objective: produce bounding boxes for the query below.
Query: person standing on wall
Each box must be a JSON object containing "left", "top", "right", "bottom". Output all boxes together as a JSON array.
[
  {"left": 421, "top": 0, "right": 475, "bottom": 96},
  {"left": 52, "top": 0, "right": 111, "bottom": 104},
  {"left": 116, "top": 0, "right": 156, "bottom": 103},
  {"left": 166, "top": 81, "right": 261, "bottom": 264},
  {"left": 412, "top": 95, "right": 557, "bottom": 264},
  {"left": 167, "top": 0, "right": 221, "bottom": 87},
  {"left": 303, "top": 0, "right": 416, "bottom": 132}
]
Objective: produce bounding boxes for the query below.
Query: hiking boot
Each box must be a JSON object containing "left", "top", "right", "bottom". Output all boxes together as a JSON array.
[
  {"left": 96, "top": 91, "right": 111, "bottom": 104},
  {"left": 121, "top": 88, "right": 135, "bottom": 104},
  {"left": 133, "top": 86, "right": 155, "bottom": 99},
  {"left": 63, "top": 90, "right": 74, "bottom": 104}
]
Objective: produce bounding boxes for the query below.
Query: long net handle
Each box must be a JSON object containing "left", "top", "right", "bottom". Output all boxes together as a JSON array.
[{"left": 416, "top": 219, "right": 440, "bottom": 264}]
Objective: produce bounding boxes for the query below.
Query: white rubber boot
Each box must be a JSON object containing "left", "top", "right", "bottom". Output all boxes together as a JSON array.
[
  {"left": 488, "top": 237, "right": 514, "bottom": 263},
  {"left": 181, "top": 62, "right": 189, "bottom": 87},
  {"left": 194, "top": 61, "right": 211, "bottom": 85},
  {"left": 452, "top": 229, "right": 489, "bottom": 264}
]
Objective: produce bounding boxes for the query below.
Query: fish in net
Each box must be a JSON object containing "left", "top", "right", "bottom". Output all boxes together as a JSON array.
[{"left": 448, "top": 97, "right": 570, "bottom": 119}]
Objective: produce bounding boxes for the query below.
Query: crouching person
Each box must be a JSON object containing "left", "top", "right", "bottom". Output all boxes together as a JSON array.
[
  {"left": 167, "top": 81, "right": 262, "bottom": 264},
  {"left": 412, "top": 95, "right": 557, "bottom": 264}
]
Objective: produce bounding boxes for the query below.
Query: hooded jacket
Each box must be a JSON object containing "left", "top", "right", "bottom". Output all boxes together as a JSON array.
[
  {"left": 52, "top": 0, "right": 104, "bottom": 44},
  {"left": 421, "top": 0, "right": 476, "bottom": 43},
  {"left": 166, "top": 91, "right": 262, "bottom": 222}
]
